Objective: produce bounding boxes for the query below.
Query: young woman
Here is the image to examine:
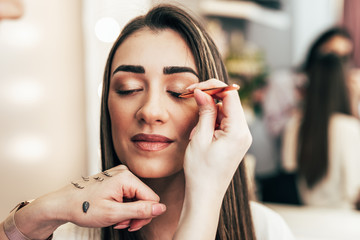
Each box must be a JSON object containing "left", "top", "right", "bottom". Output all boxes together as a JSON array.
[
  {"left": 282, "top": 52, "right": 360, "bottom": 208},
  {"left": 300, "top": 27, "right": 360, "bottom": 118},
  {"left": 1, "top": 4, "right": 294, "bottom": 240}
]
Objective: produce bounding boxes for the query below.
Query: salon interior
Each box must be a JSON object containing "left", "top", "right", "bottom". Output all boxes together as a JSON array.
[{"left": 1, "top": 0, "right": 359, "bottom": 239}]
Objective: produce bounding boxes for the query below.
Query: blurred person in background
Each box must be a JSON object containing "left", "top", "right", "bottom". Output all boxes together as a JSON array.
[
  {"left": 301, "top": 27, "right": 360, "bottom": 118},
  {"left": 281, "top": 52, "right": 360, "bottom": 209},
  {"left": 0, "top": 4, "right": 295, "bottom": 240},
  {"left": 254, "top": 26, "right": 359, "bottom": 205}
]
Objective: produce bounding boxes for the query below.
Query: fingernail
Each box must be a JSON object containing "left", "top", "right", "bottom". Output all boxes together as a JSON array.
[
  {"left": 152, "top": 203, "right": 166, "bottom": 216},
  {"left": 113, "top": 224, "right": 129, "bottom": 229},
  {"left": 128, "top": 226, "right": 142, "bottom": 232}
]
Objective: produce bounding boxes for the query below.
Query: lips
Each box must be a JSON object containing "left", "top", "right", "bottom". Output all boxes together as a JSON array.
[{"left": 131, "top": 134, "right": 174, "bottom": 151}]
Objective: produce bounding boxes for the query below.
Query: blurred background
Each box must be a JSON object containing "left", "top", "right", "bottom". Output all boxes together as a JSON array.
[{"left": 1, "top": 0, "right": 360, "bottom": 239}]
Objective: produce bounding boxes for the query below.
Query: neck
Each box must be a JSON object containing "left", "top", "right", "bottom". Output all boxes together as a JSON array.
[{"left": 139, "top": 170, "right": 185, "bottom": 240}]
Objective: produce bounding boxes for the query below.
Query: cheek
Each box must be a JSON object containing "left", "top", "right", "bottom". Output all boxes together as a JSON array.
[
  {"left": 176, "top": 104, "right": 199, "bottom": 138},
  {"left": 108, "top": 98, "right": 135, "bottom": 140}
]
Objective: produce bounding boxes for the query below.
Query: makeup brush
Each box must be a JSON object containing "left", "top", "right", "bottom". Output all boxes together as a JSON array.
[{"left": 179, "top": 84, "right": 240, "bottom": 98}]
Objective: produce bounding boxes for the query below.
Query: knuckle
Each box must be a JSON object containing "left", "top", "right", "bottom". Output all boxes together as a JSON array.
[
  {"left": 113, "top": 165, "right": 133, "bottom": 179},
  {"left": 136, "top": 203, "right": 151, "bottom": 218},
  {"left": 115, "top": 164, "right": 129, "bottom": 172},
  {"left": 199, "top": 111, "right": 216, "bottom": 119},
  {"left": 199, "top": 106, "right": 216, "bottom": 117}
]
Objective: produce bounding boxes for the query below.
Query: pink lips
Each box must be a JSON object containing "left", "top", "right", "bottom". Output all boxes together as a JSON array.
[{"left": 131, "top": 134, "right": 174, "bottom": 151}]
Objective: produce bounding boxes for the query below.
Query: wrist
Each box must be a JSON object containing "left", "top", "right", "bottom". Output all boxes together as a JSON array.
[
  {"left": 14, "top": 198, "right": 65, "bottom": 239},
  {"left": 174, "top": 190, "right": 223, "bottom": 240},
  {"left": 184, "top": 177, "right": 227, "bottom": 204},
  {"left": 183, "top": 187, "right": 223, "bottom": 212}
]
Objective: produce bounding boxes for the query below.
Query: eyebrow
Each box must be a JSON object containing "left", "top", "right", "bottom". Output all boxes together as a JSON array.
[
  {"left": 112, "top": 65, "right": 145, "bottom": 75},
  {"left": 112, "top": 65, "right": 199, "bottom": 78},
  {"left": 163, "top": 66, "right": 199, "bottom": 78}
]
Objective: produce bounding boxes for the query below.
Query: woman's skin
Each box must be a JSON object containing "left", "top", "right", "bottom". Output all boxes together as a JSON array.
[
  {"left": 108, "top": 28, "right": 199, "bottom": 179},
  {"left": 109, "top": 28, "right": 251, "bottom": 239},
  {"left": 320, "top": 35, "right": 353, "bottom": 57},
  {"left": 0, "top": 166, "right": 166, "bottom": 239},
  {"left": 108, "top": 28, "right": 199, "bottom": 238},
  {"left": 0, "top": 0, "right": 23, "bottom": 20},
  {"left": 0, "top": 28, "right": 251, "bottom": 240}
]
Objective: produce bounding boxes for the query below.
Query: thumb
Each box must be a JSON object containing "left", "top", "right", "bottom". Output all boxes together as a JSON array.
[
  {"left": 192, "top": 89, "right": 217, "bottom": 143},
  {"left": 115, "top": 201, "right": 166, "bottom": 221}
]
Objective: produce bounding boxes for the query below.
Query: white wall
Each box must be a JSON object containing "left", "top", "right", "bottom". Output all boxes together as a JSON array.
[
  {"left": 291, "top": 0, "right": 343, "bottom": 66},
  {"left": 0, "top": 0, "right": 86, "bottom": 219},
  {"left": 247, "top": 0, "right": 343, "bottom": 70}
]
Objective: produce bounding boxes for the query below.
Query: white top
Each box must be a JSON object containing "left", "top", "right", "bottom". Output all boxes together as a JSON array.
[
  {"left": 52, "top": 201, "right": 295, "bottom": 240},
  {"left": 250, "top": 201, "right": 295, "bottom": 240},
  {"left": 282, "top": 112, "right": 360, "bottom": 208},
  {"left": 266, "top": 203, "right": 360, "bottom": 240}
]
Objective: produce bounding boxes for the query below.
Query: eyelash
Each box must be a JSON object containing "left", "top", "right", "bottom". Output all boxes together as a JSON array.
[
  {"left": 116, "top": 89, "right": 142, "bottom": 95},
  {"left": 167, "top": 91, "right": 182, "bottom": 99},
  {"left": 116, "top": 89, "right": 184, "bottom": 99}
]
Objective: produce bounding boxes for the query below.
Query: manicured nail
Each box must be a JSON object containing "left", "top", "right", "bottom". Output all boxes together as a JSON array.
[
  {"left": 152, "top": 203, "right": 166, "bottom": 216},
  {"left": 113, "top": 224, "right": 129, "bottom": 229},
  {"left": 128, "top": 226, "right": 142, "bottom": 232}
]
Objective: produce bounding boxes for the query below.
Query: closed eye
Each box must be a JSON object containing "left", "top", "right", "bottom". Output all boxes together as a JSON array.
[
  {"left": 116, "top": 89, "right": 142, "bottom": 96},
  {"left": 167, "top": 90, "right": 183, "bottom": 99}
]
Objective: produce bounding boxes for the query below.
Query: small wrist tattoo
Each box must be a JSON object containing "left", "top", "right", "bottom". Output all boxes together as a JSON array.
[
  {"left": 102, "top": 171, "right": 112, "bottom": 177},
  {"left": 82, "top": 201, "right": 90, "bottom": 213},
  {"left": 93, "top": 176, "right": 104, "bottom": 182},
  {"left": 71, "top": 181, "right": 84, "bottom": 189}
]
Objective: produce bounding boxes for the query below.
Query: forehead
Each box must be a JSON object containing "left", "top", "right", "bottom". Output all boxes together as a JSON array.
[{"left": 111, "top": 28, "right": 196, "bottom": 72}]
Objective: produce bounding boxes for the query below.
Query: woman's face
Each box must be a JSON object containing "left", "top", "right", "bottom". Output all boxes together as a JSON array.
[
  {"left": 108, "top": 28, "right": 199, "bottom": 178},
  {"left": 320, "top": 35, "right": 353, "bottom": 57}
]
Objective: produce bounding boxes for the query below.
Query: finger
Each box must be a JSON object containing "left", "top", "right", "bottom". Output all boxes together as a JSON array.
[
  {"left": 128, "top": 218, "right": 152, "bottom": 232},
  {"left": 216, "top": 102, "right": 223, "bottom": 128},
  {"left": 192, "top": 89, "right": 217, "bottom": 144},
  {"left": 115, "top": 219, "right": 131, "bottom": 226},
  {"left": 189, "top": 126, "right": 196, "bottom": 140},
  {"left": 114, "top": 201, "right": 166, "bottom": 221},
  {"left": 185, "top": 78, "right": 227, "bottom": 91},
  {"left": 119, "top": 173, "right": 160, "bottom": 202},
  {"left": 214, "top": 90, "right": 247, "bottom": 132},
  {"left": 113, "top": 220, "right": 131, "bottom": 230}
]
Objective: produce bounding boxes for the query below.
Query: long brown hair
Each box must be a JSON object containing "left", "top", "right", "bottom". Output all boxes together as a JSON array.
[
  {"left": 298, "top": 53, "right": 351, "bottom": 188},
  {"left": 100, "top": 4, "right": 256, "bottom": 239}
]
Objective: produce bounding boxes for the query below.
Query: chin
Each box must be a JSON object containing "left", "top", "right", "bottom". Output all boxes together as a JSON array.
[{"left": 126, "top": 159, "right": 183, "bottom": 179}]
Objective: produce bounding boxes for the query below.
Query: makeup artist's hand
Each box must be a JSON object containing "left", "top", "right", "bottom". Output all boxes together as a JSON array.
[
  {"left": 174, "top": 79, "right": 252, "bottom": 240},
  {"left": 184, "top": 78, "right": 251, "bottom": 195},
  {"left": 0, "top": 165, "right": 166, "bottom": 239},
  {"left": 0, "top": 0, "right": 24, "bottom": 20}
]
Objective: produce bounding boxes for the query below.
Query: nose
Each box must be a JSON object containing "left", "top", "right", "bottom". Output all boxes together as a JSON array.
[{"left": 135, "top": 91, "right": 170, "bottom": 125}]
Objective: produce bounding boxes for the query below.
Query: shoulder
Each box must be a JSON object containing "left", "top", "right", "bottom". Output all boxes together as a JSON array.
[{"left": 250, "top": 201, "right": 295, "bottom": 240}]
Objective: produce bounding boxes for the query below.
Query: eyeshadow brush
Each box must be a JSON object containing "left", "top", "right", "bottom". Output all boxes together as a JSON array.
[{"left": 179, "top": 84, "right": 240, "bottom": 98}]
